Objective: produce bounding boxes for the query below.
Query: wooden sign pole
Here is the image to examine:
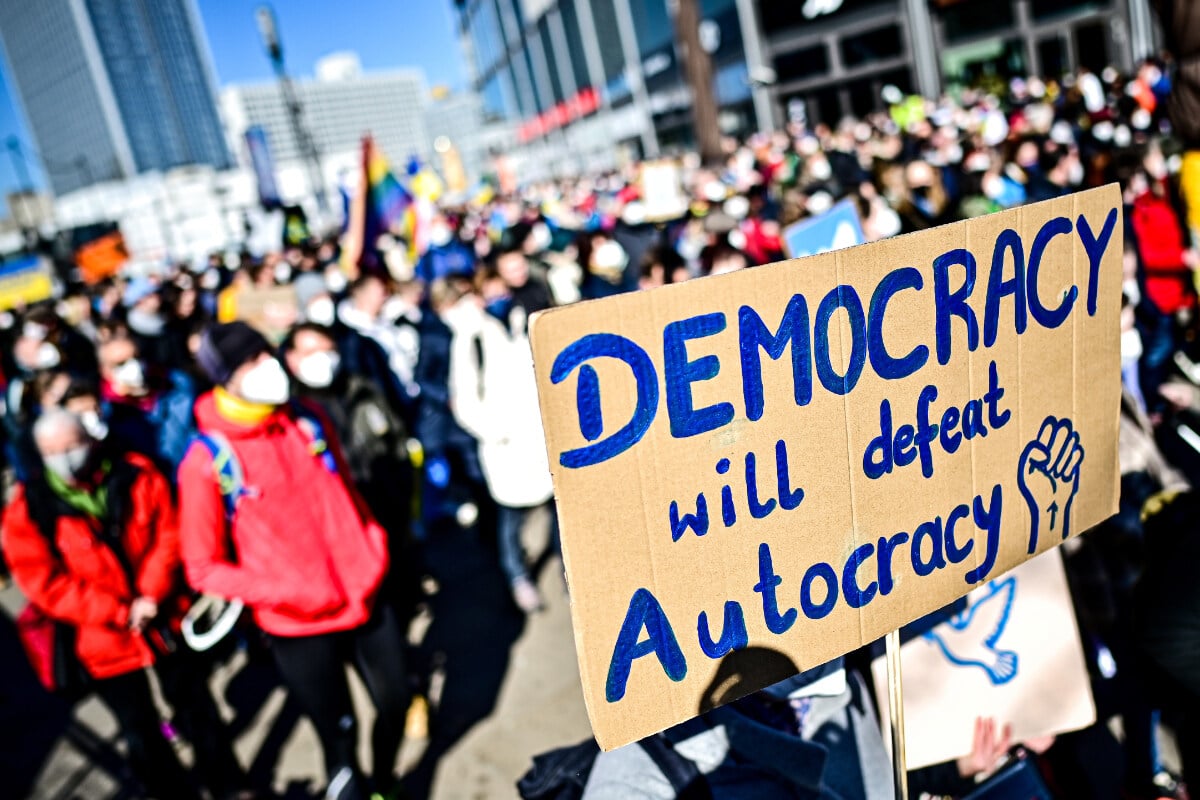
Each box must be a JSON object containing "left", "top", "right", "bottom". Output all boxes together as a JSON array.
[{"left": 886, "top": 629, "right": 909, "bottom": 800}]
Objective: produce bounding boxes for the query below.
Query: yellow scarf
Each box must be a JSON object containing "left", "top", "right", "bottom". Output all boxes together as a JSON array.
[{"left": 214, "top": 386, "right": 277, "bottom": 426}]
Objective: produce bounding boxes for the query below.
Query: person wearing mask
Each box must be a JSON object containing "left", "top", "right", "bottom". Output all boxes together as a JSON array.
[
  {"left": 178, "top": 322, "right": 409, "bottom": 800},
  {"left": 2, "top": 409, "right": 247, "bottom": 800},
  {"left": 280, "top": 322, "right": 418, "bottom": 607},
  {"left": 97, "top": 334, "right": 196, "bottom": 474},
  {"left": 448, "top": 274, "right": 557, "bottom": 613},
  {"left": 577, "top": 232, "right": 632, "bottom": 301},
  {"left": 416, "top": 214, "right": 476, "bottom": 284},
  {"left": 122, "top": 278, "right": 187, "bottom": 368},
  {"left": 338, "top": 273, "right": 421, "bottom": 422},
  {"left": 3, "top": 319, "right": 68, "bottom": 482}
]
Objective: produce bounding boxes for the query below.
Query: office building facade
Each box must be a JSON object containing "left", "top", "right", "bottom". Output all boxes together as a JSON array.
[
  {"left": 221, "top": 55, "right": 430, "bottom": 178},
  {"left": 452, "top": 0, "right": 1158, "bottom": 175},
  {"left": 0, "top": 0, "right": 231, "bottom": 195}
]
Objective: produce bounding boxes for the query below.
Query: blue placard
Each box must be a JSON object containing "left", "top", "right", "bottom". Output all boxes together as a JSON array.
[{"left": 782, "top": 198, "right": 866, "bottom": 259}]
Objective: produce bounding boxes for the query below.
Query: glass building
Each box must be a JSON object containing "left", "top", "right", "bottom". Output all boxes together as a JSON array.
[
  {"left": 0, "top": 0, "right": 231, "bottom": 196},
  {"left": 452, "top": 0, "right": 1157, "bottom": 174}
]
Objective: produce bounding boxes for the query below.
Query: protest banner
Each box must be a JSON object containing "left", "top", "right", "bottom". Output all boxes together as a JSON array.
[
  {"left": 529, "top": 185, "right": 1122, "bottom": 750},
  {"left": 639, "top": 161, "right": 687, "bottom": 222},
  {"left": 74, "top": 223, "right": 128, "bottom": 285},
  {"left": 870, "top": 548, "right": 1095, "bottom": 769},
  {"left": 0, "top": 254, "right": 53, "bottom": 310},
  {"left": 231, "top": 285, "right": 297, "bottom": 343},
  {"left": 782, "top": 197, "right": 866, "bottom": 259}
]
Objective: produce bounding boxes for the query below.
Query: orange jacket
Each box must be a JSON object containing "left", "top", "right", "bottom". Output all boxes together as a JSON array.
[{"left": 2, "top": 453, "right": 183, "bottom": 680}]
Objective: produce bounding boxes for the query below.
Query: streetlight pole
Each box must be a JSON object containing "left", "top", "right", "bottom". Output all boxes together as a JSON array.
[
  {"left": 6, "top": 136, "right": 37, "bottom": 243},
  {"left": 6, "top": 136, "right": 32, "bottom": 191},
  {"left": 255, "top": 5, "right": 328, "bottom": 219}
]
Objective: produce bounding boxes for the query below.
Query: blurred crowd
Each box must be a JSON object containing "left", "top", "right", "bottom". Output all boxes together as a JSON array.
[{"left": 3, "top": 46, "right": 1200, "bottom": 800}]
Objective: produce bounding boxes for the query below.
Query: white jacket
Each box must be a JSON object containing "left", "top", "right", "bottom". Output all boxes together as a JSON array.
[{"left": 446, "top": 300, "right": 554, "bottom": 508}]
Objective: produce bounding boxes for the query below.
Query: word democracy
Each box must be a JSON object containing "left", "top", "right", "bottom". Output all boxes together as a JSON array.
[{"left": 549, "top": 208, "right": 1117, "bottom": 469}]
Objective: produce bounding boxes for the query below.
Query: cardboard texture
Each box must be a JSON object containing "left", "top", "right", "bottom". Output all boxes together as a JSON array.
[
  {"left": 870, "top": 549, "right": 1095, "bottom": 769},
  {"left": 529, "top": 186, "right": 1123, "bottom": 750},
  {"left": 233, "top": 286, "right": 298, "bottom": 343}
]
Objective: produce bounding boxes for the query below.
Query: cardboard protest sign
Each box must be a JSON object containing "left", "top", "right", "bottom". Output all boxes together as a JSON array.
[
  {"left": 783, "top": 198, "right": 866, "bottom": 259},
  {"left": 639, "top": 161, "right": 687, "bottom": 222},
  {"left": 232, "top": 286, "right": 298, "bottom": 343},
  {"left": 0, "top": 255, "right": 54, "bottom": 310},
  {"left": 870, "top": 549, "right": 1095, "bottom": 769},
  {"left": 529, "top": 186, "right": 1122, "bottom": 750}
]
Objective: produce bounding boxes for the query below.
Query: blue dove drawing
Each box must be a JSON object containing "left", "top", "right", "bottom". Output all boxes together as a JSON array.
[{"left": 923, "top": 577, "right": 1019, "bottom": 685}]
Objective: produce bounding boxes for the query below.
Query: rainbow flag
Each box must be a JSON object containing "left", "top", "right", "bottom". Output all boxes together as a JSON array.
[{"left": 343, "top": 136, "right": 412, "bottom": 276}]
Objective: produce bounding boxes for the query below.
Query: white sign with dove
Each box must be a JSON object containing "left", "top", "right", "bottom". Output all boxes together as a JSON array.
[{"left": 871, "top": 548, "right": 1096, "bottom": 770}]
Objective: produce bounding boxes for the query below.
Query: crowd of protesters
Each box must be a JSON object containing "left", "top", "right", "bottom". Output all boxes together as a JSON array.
[{"left": 2, "top": 42, "right": 1200, "bottom": 800}]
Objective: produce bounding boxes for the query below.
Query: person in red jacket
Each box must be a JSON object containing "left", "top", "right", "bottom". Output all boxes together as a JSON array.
[
  {"left": 178, "top": 322, "right": 408, "bottom": 800},
  {"left": 2, "top": 409, "right": 245, "bottom": 800},
  {"left": 1131, "top": 168, "right": 1199, "bottom": 404},
  {"left": 1133, "top": 176, "right": 1198, "bottom": 318}
]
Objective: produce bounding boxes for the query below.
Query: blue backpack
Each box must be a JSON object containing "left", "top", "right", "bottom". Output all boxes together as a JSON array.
[{"left": 190, "top": 399, "right": 338, "bottom": 521}]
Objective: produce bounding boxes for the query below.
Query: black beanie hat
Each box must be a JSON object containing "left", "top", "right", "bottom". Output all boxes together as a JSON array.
[{"left": 196, "top": 322, "right": 270, "bottom": 386}]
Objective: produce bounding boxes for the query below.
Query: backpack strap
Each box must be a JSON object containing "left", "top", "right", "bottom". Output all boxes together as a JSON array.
[
  {"left": 289, "top": 399, "right": 339, "bottom": 475},
  {"left": 189, "top": 432, "right": 244, "bottom": 522}
]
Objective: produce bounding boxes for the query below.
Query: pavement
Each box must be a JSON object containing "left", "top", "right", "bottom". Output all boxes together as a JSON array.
[{"left": 1, "top": 509, "right": 593, "bottom": 800}]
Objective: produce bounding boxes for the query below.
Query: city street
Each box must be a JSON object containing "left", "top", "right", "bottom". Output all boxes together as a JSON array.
[{"left": 1, "top": 516, "right": 592, "bottom": 800}]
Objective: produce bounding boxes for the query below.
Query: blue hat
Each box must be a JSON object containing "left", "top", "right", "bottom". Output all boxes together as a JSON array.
[{"left": 122, "top": 277, "right": 158, "bottom": 308}]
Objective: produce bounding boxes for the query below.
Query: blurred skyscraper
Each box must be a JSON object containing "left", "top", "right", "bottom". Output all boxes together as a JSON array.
[{"left": 0, "top": 0, "right": 231, "bottom": 196}]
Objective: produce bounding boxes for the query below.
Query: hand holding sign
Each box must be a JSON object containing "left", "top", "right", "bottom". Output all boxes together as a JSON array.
[{"left": 1018, "top": 416, "right": 1084, "bottom": 554}]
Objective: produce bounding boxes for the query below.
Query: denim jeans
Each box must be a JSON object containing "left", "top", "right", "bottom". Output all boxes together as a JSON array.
[{"left": 496, "top": 501, "right": 560, "bottom": 585}]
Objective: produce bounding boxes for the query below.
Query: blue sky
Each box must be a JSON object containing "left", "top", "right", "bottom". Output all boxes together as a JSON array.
[{"left": 0, "top": 0, "right": 466, "bottom": 205}]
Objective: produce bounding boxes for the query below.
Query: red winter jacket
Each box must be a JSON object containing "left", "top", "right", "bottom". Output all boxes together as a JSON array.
[
  {"left": 177, "top": 394, "right": 389, "bottom": 637},
  {"left": 1133, "top": 185, "right": 1196, "bottom": 314},
  {"left": 1, "top": 453, "right": 183, "bottom": 680}
]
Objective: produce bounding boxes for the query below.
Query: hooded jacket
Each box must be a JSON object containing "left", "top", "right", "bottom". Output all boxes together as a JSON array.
[
  {"left": 177, "top": 393, "right": 389, "bottom": 637},
  {"left": 446, "top": 298, "right": 553, "bottom": 508},
  {"left": 2, "top": 452, "right": 183, "bottom": 680}
]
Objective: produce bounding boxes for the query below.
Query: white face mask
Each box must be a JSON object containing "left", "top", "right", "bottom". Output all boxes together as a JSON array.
[
  {"left": 530, "top": 223, "right": 552, "bottom": 252},
  {"left": 113, "top": 358, "right": 146, "bottom": 391},
  {"left": 871, "top": 204, "right": 902, "bottom": 239},
  {"left": 296, "top": 350, "right": 341, "bottom": 388},
  {"left": 591, "top": 240, "right": 628, "bottom": 271},
  {"left": 127, "top": 308, "right": 165, "bottom": 337},
  {"left": 80, "top": 411, "right": 108, "bottom": 441},
  {"left": 429, "top": 224, "right": 453, "bottom": 248},
  {"left": 1121, "top": 328, "right": 1144, "bottom": 364},
  {"left": 44, "top": 444, "right": 92, "bottom": 483},
  {"left": 239, "top": 357, "right": 290, "bottom": 405},
  {"left": 1067, "top": 160, "right": 1085, "bottom": 186},
  {"left": 306, "top": 296, "right": 336, "bottom": 327},
  {"left": 325, "top": 268, "right": 348, "bottom": 294},
  {"left": 35, "top": 342, "right": 61, "bottom": 370},
  {"left": 23, "top": 321, "right": 49, "bottom": 341},
  {"left": 200, "top": 268, "right": 221, "bottom": 291},
  {"left": 274, "top": 263, "right": 293, "bottom": 284},
  {"left": 809, "top": 158, "right": 833, "bottom": 181}
]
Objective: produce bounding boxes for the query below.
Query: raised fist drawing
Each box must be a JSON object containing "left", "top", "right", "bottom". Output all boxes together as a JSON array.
[{"left": 1018, "top": 415, "right": 1084, "bottom": 555}]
